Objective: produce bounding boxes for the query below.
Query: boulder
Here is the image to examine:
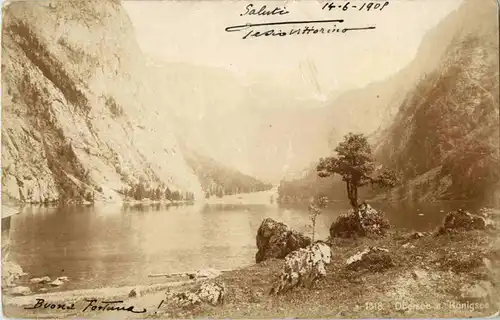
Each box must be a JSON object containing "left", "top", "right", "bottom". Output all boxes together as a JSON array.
[
  {"left": 166, "top": 291, "right": 201, "bottom": 307},
  {"left": 460, "top": 281, "right": 495, "bottom": 301},
  {"left": 166, "top": 281, "right": 226, "bottom": 307},
  {"left": 330, "top": 203, "right": 390, "bottom": 239},
  {"left": 30, "top": 276, "right": 51, "bottom": 284},
  {"left": 2, "top": 261, "right": 27, "bottom": 287},
  {"left": 411, "top": 269, "right": 428, "bottom": 281},
  {"left": 57, "top": 276, "right": 69, "bottom": 282},
  {"left": 271, "top": 241, "right": 331, "bottom": 294},
  {"left": 10, "top": 286, "right": 31, "bottom": 296},
  {"left": 129, "top": 288, "right": 141, "bottom": 298},
  {"left": 196, "top": 282, "right": 226, "bottom": 305},
  {"left": 255, "top": 218, "right": 311, "bottom": 263},
  {"left": 409, "top": 232, "right": 426, "bottom": 240},
  {"left": 437, "top": 209, "right": 491, "bottom": 235},
  {"left": 50, "top": 279, "right": 64, "bottom": 286},
  {"left": 346, "top": 246, "right": 394, "bottom": 272}
]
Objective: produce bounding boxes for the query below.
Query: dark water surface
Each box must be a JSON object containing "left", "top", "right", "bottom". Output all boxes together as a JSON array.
[{"left": 9, "top": 199, "right": 481, "bottom": 292}]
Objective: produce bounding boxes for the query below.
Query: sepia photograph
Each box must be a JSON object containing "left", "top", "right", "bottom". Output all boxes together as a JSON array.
[{"left": 1, "top": 0, "right": 499, "bottom": 318}]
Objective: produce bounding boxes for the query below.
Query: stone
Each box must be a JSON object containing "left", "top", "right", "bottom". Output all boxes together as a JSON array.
[
  {"left": 10, "top": 286, "right": 31, "bottom": 296},
  {"left": 271, "top": 241, "right": 332, "bottom": 294},
  {"left": 330, "top": 203, "right": 390, "bottom": 239},
  {"left": 57, "top": 276, "right": 69, "bottom": 282},
  {"left": 165, "top": 281, "right": 226, "bottom": 307},
  {"left": 411, "top": 269, "right": 428, "bottom": 281},
  {"left": 346, "top": 246, "right": 394, "bottom": 272},
  {"left": 196, "top": 282, "right": 226, "bottom": 305},
  {"left": 409, "top": 232, "right": 425, "bottom": 240},
  {"left": 460, "top": 281, "right": 494, "bottom": 301},
  {"left": 166, "top": 290, "right": 202, "bottom": 307},
  {"left": 437, "top": 209, "right": 491, "bottom": 235},
  {"left": 255, "top": 218, "right": 311, "bottom": 263},
  {"left": 129, "top": 288, "right": 140, "bottom": 298},
  {"left": 188, "top": 268, "right": 221, "bottom": 280},
  {"left": 483, "top": 257, "right": 494, "bottom": 274},
  {"left": 30, "top": 276, "right": 51, "bottom": 284},
  {"left": 50, "top": 279, "right": 64, "bottom": 286},
  {"left": 2, "top": 261, "right": 26, "bottom": 287}
]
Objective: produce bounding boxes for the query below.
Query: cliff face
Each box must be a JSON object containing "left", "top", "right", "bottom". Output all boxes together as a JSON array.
[
  {"left": 376, "top": 0, "right": 499, "bottom": 202},
  {"left": 1, "top": 0, "right": 203, "bottom": 203},
  {"left": 277, "top": 0, "right": 499, "bottom": 203}
]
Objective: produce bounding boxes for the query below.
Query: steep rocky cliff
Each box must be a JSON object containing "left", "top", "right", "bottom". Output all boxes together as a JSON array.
[
  {"left": 1, "top": 0, "right": 203, "bottom": 203},
  {"left": 277, "top": 0, "right": 499, "bottom": 203},
  {"left": 375, "top": 0, "right": 499, "bottom": 202}
]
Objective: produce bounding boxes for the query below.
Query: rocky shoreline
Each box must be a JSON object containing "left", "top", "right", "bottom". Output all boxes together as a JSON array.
[{"left": 3, "top": 206, "right": 500, "bottom": 318}]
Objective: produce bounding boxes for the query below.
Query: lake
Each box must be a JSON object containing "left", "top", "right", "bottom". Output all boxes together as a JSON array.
[{"left": 7, "top": 198, "right": 482, "bottom": 292}]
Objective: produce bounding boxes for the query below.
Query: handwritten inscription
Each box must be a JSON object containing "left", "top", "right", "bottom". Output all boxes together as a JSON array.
[
  {"left": 226, "top": 2, "right": 390, "bottom": 39},
  {"left": 24, "top": 298, "right": 147, "bottom": 314},
  {"left": 225, "top": 20, "right": 375, "bottom": 39},
  {"left": 240, "top": 4, "right": 290, "bottom": 16},
  {"left": 322, "top": 1, "right": 390, "bottom": 12}
]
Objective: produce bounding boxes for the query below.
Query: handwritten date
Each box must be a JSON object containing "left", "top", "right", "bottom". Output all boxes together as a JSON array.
[{"left": 322, "top": 1, "right": 390, "bottom": 12}]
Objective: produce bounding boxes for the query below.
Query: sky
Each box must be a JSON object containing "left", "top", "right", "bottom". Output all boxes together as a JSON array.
[{"left": 123, "top": 0, "right": 463, "bottom": 99}]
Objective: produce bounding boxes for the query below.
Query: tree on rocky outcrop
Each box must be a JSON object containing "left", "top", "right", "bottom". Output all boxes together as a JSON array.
[
  {"left": 330, "top": 202, "right": 391, "bottom": 238},
  {"left": 317, "top": 133, "right": 398, "bottom": 209}
]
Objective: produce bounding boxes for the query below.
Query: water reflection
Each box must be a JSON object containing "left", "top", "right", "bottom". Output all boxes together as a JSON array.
[{"left": 8, "top": 200, "right": 478, "bottom": 291}]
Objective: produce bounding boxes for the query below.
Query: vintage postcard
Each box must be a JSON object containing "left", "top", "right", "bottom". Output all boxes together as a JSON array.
[{"left": 1, "top": 0, "right": 499, "bottom": 318}]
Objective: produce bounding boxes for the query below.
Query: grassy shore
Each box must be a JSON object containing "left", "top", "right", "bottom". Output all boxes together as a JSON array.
[
  {"left": 4, "top": 224, "right": 499, "bottom": 319},
  {"left": 156, "top": 228, "right": 499, "bottom": 319}
]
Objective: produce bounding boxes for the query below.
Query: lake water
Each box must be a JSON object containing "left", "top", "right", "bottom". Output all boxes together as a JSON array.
[{"left": 8, "top": 198, "right": 482, "bottom": 292}]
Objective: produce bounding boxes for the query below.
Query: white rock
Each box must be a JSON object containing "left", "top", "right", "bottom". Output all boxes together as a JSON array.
[
  {"left": 30, "top": 276, "right": 51, "bottom": 284},
  {"left": 460, "top": 281, "right": 494, "bottom": 300},
  {"left": 195, "top": 268, "right": 221, "bottom": 279},
  {"left": 10, "top": 286, "right": 31, "bottom": 296},
  {"left": 57, "top": 276, "right": 69, "bottom": 282},
  {"left": 271, "top": 241, "right": 331, "bottom": 294},
  {"left": 483, "top": 257, "right": 494, "bottom": 274},
  {"left": 410, "top": 232, "right": 425, "bottom": 239},
  {"left": 346, "top": 247, "right": 389, "bottom": 265},
  {"left": 196, "top": 282, "right": 226, "bottom": 305},
  {"left": 346, "top": 248, "right": 370, "bottom": 265},
  {"left": 168, "top": 291, "right": 201, "bottom": 307},
  {"left": 411, "top": 269, "right": 428, "bottom": 281},
  {"left": 50, "top": 279, "right": 64, "bottom": 286}
]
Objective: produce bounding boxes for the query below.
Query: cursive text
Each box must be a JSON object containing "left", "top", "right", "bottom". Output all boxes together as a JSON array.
[
  {"left": 240, "top": 4, "right": 290, "bottom": 16},
  {"left": 82, "top": 299, "right": 147, "bottom": 313}
]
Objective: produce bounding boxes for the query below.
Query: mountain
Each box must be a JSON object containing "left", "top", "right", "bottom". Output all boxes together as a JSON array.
[
  {"left": 151, "top": 61, "right": 332, "bottom": 182},
  {"left": 277, "top": 0, "right": 499, "bottom": 203},
  {"left": 182, "top": 148, "right": 273, "bottom": 198},
  {"left": 1, "top": 0, "right": 203, "bottom": 203},
  {"left": 375, "top": 0, "right": 500, "bottom": 203}
]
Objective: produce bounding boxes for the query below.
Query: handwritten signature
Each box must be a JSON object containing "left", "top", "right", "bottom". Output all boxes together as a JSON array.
[
  {"left": 24, "top": 298, "right": 147, "bottom": 314},
  {"left": 225, "top": 19, "right": 375, "bottom": 39},
  {"left": 226, "top": 2, "right": 385, "bottom": 39}
]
